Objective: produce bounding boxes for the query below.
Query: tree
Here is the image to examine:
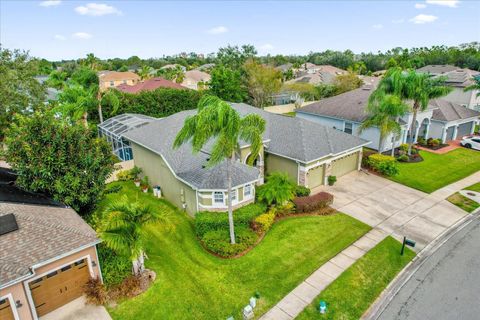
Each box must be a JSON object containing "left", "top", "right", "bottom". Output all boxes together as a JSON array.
[
  {"left": 46, "top": 69, "right": 69, "bottom": 89},
  {"left": 83, "top": 53, "right": 101, "bottom": 70},
  {"left": 217, "top": 44, "right": 257, "bottom": 70},
  {"left": 359, "top": 93, "right": 408, "bottom": 154},
  {"left": 56, "top": 84, "right": 97, "bottom": 127},
  {"left": 244, "top": 59, "right": 282, "bottom": 108},
  {"left": 208, "top": 65, "right": 248, "bottom": 102},
  {"left": 173, "top": 95, "right": 266, "bottom": 244},
  {"left": 71, "top": 67, "right": 99, "bottom": 89},
  {"left": 4, "top": 112, "right": 114, "bottom": 213},
  {"left": 99, "top": 196, "right": 170, "bottom": 275},
  {"left": 464, "top": 76, "right": 480, "bottom": 97},
  {"left": 257, "top": 173, "right": 295, "bottom": 206},
  {"left": 138, "top": 65, "right": 153, "bottom": 80},
  {"left": 375, "top": 67, "right": 452, "bottom": 155},
  {"left": 333, "top": 72, "right": 364, "bottom": 94},
  {"left": 0, "top": 47, "right": 46, "bottom": 140}
]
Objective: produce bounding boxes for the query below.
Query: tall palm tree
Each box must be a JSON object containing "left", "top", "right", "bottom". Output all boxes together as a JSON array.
[
  {"left": 84, "top": 53, "right": 100, "bottom": 71},
  {"left": 138, "top": 65, "right": 153, "bottom": 81},
  {"left": 96, "top": 87, "right": 119, "bottom": 123},
  {"left": 464, "top": 76, "right": 480, "bottom": 98},
  {"left": 57, "top": 84, "right": 97, "bottom": 127},
  {"left": 173, "top": 95, "right": 266, "bottom": 244},
  {"left": 359, "top": 93, "right": 408, "bottom": 155},
  {"left": 99, "top": 196, "right": 171, "bottom": 275},
  {"left": 375, "top": 67, "right": 452, "bottom": 155}
]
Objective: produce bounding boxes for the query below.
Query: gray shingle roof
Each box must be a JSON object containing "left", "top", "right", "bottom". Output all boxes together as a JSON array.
[
  {"left": 416, "top": 65, "right": 459, "bottom": 74},
  {"left": 0, "top": 203, "right": 98, "bottom": 286},
  {"left": 124, "top": 103, "right": 368, "bottom": 187},
  {"left": 417, "top": 65, "right": 480, "bottom": 88},
  {"left": 431, "top": 99, "right": 480, "bottom": 122}
]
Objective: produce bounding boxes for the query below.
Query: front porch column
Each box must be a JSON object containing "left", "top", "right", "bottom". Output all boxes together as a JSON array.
[
  {"left": 424, "top": 122, "right": 431, "bottom": 139},
  {"left": 402, "top": 130, "right": 408, "bottom": 144},
  {"left": 414, "top": 125, "right": 420, "bottom": 143},
  {"left": 298, "top": 165, "right": 307, "bottom": 187},
  {"left": 470, "top": 122, "right": 476, "bottom": 135},
  {"left": 323, "top": 162, "right": 332, "bottom": 185},
  {"left": 453, "top": 125, "right": 459, "bottom": 140},
  {"left": 357, "top": 149, "right": 363, "bottom": 170},
  {"left": 441, "top": 127, "right": 447, "bottom": 143}
]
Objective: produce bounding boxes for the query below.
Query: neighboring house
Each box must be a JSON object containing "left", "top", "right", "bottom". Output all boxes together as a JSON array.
[
  {"left": 417, "top": 65, "right": 480, "bottom": 110},
  {"left": 181, "top": 70, "right": 211, "bottom": 90},
  {"left": 98, "top": 71, "right": 140, "bottom": 91},
  {"left": 34, "top": 75, "right": 60, "bottom": 101},
  {"left": 122, "top": 103, "right": 368, "bottom": 215},
  {"left": 115, "top": 77, "right": 187, "bottom": 94},
  {"left": 0, "top": 169, "right": 101, "bottom": 320},
  {"left": 287, "top": 65, "right": 347, "bottom": 85},
  {"left": 98, "top": 113, "right": 155, "bottom": 161},
  {"left": 275, "top": 63, "right": 293, "bottom": 72},
  {"left": 296, "top": 82, "right": 480, "bottom": 152},
  {"left": 195, "top": 63, "right": 215, "bottom": 72},
  {"left": 270, "top": 91, "right": 300, "bottom": 105},
  {"left": 160, "top": 64, "right": 187, "bottom": 72}
]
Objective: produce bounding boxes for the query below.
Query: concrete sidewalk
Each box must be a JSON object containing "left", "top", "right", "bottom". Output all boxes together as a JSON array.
[{"left": 260, "top": 228, "right": 388, "bottom": 320}]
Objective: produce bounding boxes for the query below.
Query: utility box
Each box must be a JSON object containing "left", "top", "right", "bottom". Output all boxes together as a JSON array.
[{"left": 243, "top": 305, "right": 254, "bottom": 320}]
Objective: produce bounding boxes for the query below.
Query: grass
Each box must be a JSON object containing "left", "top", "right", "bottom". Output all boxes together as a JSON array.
[
  {"left": 283, "top": 111, "right": 296, "bottom": 117},
  {"left": 296, "top": 237, "right": 415, "bottom": 320},
  {"left": 447, "top": 182, "right": 480, "bottom": 213},
  {"left": 390, "top": 148, "right": 480, "bottom": 193},
  {"left": 99, "top": 181, "right": 371, "bottom": 320}
]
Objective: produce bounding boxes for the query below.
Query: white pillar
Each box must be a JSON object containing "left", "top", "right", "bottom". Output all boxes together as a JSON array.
[
  {"left": 453, "top": 125, "right": 459, "bottom": 141},
  {"left": 414, "top": 126, "right": 420, "bottom": 143},
  {"left": 424, "top": 122, "right": 430, "bottom": 139},
  {"left": 441, "top": 127, "right": 448, "bottom": 143},
  {"left": 470, "top": 122, "right": 476, "bottom": 135},
  {"left": 402, "top": 130, "right": 408, "bottom": 144}
]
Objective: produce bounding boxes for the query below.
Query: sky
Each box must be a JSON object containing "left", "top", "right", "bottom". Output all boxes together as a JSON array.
[{"left": 0, "top": 0, "right": 479, "bottom": 60}]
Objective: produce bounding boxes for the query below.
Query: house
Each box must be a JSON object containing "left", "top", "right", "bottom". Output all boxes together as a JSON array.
[
  {"left": 417, "top": 65, "right": 480, "bottom": 110},
  {"left": 122, "top": 103, "right": 369, "bottom": 215},
  {"left": 98, "top": 71, "right": 140, "bottom": 91},
  {"left": 195, "top": 63, "right": 215, "bottom": 72},
  {"left": 287, "top": 65, "right": 347, "bottom": 85},
  {"left": 296, "top": 81, "right": 480, "bottom": 152},
  {"left": 0, "top": 169, "right": 101, "bottom": 320},
  {"left": 160, "top": 64, "right": 186, "bottom": 72},
  {"left": 181, "top": 70, "right": 211, "bottom": 90},
  {"left": 115, "top": 77, "right": 187, "bottom": 94},
  {"left": 275, "top": 63, "right": 293, "bottom": 73}
]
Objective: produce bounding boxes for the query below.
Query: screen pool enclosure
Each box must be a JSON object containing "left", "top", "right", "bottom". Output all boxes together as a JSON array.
[{"left": 98, "top": 113, "right": 155, "bottom": 161}]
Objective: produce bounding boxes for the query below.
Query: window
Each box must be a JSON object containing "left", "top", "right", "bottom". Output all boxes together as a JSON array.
[
  {"left": 244, "top": 184, "right": 252, "bottom": 197},
  {"left": 473, "top": 139, "right": 480, "bottom": 143},
  {"left": 230, "top": 189, "right": 237, "bottom": 202},
  {"left": 46, "top": 271, "right": 57, "bottom": 278},
  {"left": 61, "top": 265, "right": 72, "bottom": 272},
  {"left": 122, "top": 80, "right": 127, "bottom": 84},
  {"left": 110, "top": 81, "right": 115, "bottom": 86},
  {"left": 213, "top": 192, "right": 224, "bottom": 204},
  {"left": 344, "top": 122, "right": 353, "bottom": 134}
]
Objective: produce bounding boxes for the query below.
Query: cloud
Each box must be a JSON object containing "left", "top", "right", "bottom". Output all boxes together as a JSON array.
[
  {"left": 207, "top": 26, "right": 228, "bottom": 34},
  {"left": 54, "top": 34, "right": 66, "bottom": 40},
  {"left": 372, "top": 24, "right": 383, "bottom": 29},
  {"left": 392, "top": 18, "right": 405, "bottom": 24},
  {"left": 72, "top": 32, "right": 93, "bottom": 39},
  {"left": 410, "top": 14, "right": 438, "bottom": 24},
  {"left": 259, "top": 43, "right": 274, "bottom": 52},
  {"left": 426, "top": 0, "right": 459, "bottom": 7},
  {"left": 75, "top": 3, "right": 122, "bottom": 16},
  {"left": 39, "top": 0, "right": 61, "bottom": 7},
  {"left": 414, "top": 3, "right": 427, "bottom": 8}
]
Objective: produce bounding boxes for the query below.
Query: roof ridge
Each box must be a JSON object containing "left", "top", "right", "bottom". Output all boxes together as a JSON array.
[{"left": 450, "top": 101, "right": 463, "bottom": 119}]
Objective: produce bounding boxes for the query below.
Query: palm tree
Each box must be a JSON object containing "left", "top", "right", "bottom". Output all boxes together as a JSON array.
[
  {"left": 96, "top": 87, "right": 119, "bottom": 123},
  {"left": 359, "top": 93, "right": 408, "bottom": 155},
  {"left": 138, "top": 65, "right": 153, "bottom": 81},
  {"left": 173, "top": 95, "right": 266, "bottom": 244},
  {"left": 84, "top": 53, "right": 100, "bottom": 71},
  {"left": 99, "top": 196, "right": 170, "bottom": 275},
  {"left": 464, "top": 76, "right": 480, "bottom": 98},
  {"left": 57, "top": 84, "right": 97, "bottom": 127},
  {"left": 375, "top": 67, "right": 452, "bottom": 155}
]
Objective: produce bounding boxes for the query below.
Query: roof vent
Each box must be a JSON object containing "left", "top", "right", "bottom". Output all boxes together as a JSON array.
[{"left": 0, "top": 213, "right": 19, "bottom": 236}]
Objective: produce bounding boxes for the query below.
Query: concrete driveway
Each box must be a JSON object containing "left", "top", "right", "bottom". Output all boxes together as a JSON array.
[
  {"left": 40, "top": 297, "right": 111, "bottom": 320},
  {"left": 314, "top": 171, "right": 472, "bottom": 251}
]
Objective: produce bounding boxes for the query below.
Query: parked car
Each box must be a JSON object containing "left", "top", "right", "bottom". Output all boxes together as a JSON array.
[{"left": 460, "top": 136, "right": 480, "bottom": 150}]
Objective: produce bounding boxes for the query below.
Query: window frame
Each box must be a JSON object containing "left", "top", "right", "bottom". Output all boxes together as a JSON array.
[
  {"left": 344, "top": 122, "right": 353, "bottom": 134},
  {"left": 244, "top": 184, "right": 252, "bottom": 198},
  {"left": 213, "top": 191, "right": 224, "bottom": 205}
]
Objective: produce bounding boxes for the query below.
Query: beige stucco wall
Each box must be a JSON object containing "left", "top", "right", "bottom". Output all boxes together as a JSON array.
[
  {"left": 131, "top": 143, "right": 198, "bottom": 215},
  {"left": 240, "top": 145, "right": 264, "bottom": 164},
  {"left": 99, "top": 78, "right": 138, "bottom": 91},
  {"left": 106, "top": 160, "right": 135, "bottom": 183},
  {"left": 0, "top": 246, "right": 99, "bottom": 320},
  {"left": 265, "top": 153, "right": 298, "bottom": 183}
]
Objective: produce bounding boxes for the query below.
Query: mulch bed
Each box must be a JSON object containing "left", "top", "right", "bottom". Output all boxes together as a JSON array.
[
  {"left": 417, "top": 143, "right": 449, "bottom": 151},
  {"left": 379, "top": 148, "right": 424, "bottom": 163}
]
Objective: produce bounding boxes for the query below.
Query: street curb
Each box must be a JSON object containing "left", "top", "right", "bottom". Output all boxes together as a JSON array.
[{"left": 362, "top": 208, "right": 480, "bottom": 320}]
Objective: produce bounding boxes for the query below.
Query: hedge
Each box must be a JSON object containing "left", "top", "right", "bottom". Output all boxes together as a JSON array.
[
  {"left": 293, "top": 192, "right": 334, "bottom": 213},
  {"left": 96, "top": 243, "right": 131, "bottom": 288},
  {"left": 253, "top": 209, "right": 276, "bottom": 232},
  {"left": 367, "top": 154, "right": 399, "bottom": 177}
]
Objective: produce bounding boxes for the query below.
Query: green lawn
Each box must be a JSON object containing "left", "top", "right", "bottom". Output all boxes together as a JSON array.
[
  {"left": 283, "top": 111, "right": 296, "bottom": 117},
  {"left": 465, "top": 182, "right": 480, "bottom": 193},
  {"left": 390, "top": 148, "right": 480, "bottom": 193},
  {"left": 100, "top": 182, "right": 370, "bottom": 320},
  {"left": 447, "top": 182, "right": 480, "bottom": 213},
  {"left": 296, "top": 237, "right": 415, "bottom": 320}
]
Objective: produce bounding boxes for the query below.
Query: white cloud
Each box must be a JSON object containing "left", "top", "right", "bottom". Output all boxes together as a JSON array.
[
  {"left": 410, "top": 14, "right": 438, "bottom": 24},
  {"left": 207, "top": 26, "right": 228, "bottom": 34},
  {"left": 39, "top": 0, "right": 61, "bottom": 7},
  {"left": 72, "top": 32, "right": 93, "bottom": 39},
  {"left": 426, "top": 0, "right": 460, "bottom": 7},
  {"left": 259, "top": 43, "right": 274, "bottom": 52},
  {"left": 392, "top": 18, "right": 405, "bottom": 24},
  {"left": 54, "top": 34, "right": 66, "bottom": 40},
  {"left": 415, "top": 3, "right": 427, "bottom": 8},
  {"left": 75, "top": 3, "right": 122, "bottom": 16},
  {"left": 372, "top": 24, "right": 383, "bottom": 29}
]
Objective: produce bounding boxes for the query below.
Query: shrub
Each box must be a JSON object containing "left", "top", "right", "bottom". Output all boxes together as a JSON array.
[
  {"left": 254, "top": 210, "right": 276, "bottom": 232},
  {"left": 108, "top": 275, "right": 142, "bottom": 300},
  {"left": 195, "top": 203, "right": 266, "bottom": 237},
  {"left": 429, "top": 138, "right": 440, "bottom": 147},
  {"left": 293, "top": 192, "right": 334, "bottom": 213},
  {"left": 295, "top": 185, "right": 311, "bottom": 197},
  {"left": 328, "top": 175, "right": 337, "bottom": 186},
  {"left": 130, "top": 166, "right": 142, "bottom": 180},
  {"left": 257, "top": 173, "right": 296, "bottom": 206},
  {"left": 397, "top": 154, "right": 409, "bottom": 162},
  {"left": 116, "top": 170, "right": 131, "bottom": 181},
  {"left": 97, "top": 243, "right": 132, "bottom": 288},
  {"left": 417, "top": 137, "right": 426, "bottom": 145},
  {"left": 276, "top": 201, "right": 295, "bottom": 216},
  {"left": 83, "top": 277, "right": 108, "bottom": 305},
  {"left": 368, "top": 154, "right": 399, "bottom": 176},
  {"left": 201, "top": 227, "right": 258, "bottom": 257},
  {"left": 399, "top": 143, "right": 409, "bottom": 152}
]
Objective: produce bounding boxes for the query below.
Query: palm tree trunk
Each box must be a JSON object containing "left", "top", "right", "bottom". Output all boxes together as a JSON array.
[
  {"left": 408, "top": 102, "right": 419, "bottom": 156},
  {"left": 391, "top": 135, "right": 396, "bottom": 157},
  {"left": 132, "top": 251, "right": 145, "bottom": 276},
  {"left": 227, "top": 155, "right": 236, "bottom": 244},
  {"left": 97, "top": 91, "right": 104, "bottom": 123},
  {"left": 378, "top": 132, "right": 384, "bottom": 154},
  {"left": 81, "top": 112, "right": 88, "bottom": 128}
]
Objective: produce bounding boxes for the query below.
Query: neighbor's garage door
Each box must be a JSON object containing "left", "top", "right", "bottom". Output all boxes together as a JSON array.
[
  {"left": 307, "top": 164, "right": 325, "bottom": 188},
  {"left": 29, "top": 258, "right": 90, "bottom": 317},
  {"left": 331, "top": 152, "right": 359, "bottom": 178},
  {"left": 456, "top": 122, "right": 473, "bottom": 139},
  {"left": 0, "top": 298, "right": 14, "bottom": 320},
  {"left": 446, "top": 126, "right": 455, "bottom": 141}
]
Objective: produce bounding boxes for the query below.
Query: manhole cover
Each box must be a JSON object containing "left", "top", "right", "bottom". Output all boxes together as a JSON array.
[{"left": 467, "top": 192, "right": 476, "bottom": 196}]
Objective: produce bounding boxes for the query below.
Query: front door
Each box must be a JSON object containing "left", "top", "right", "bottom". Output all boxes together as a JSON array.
[{"left": 29, "top": 258, "right": 90, "bottom": 317}]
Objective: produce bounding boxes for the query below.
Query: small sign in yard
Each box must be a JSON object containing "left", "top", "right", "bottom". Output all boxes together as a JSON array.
[{"left": 401, "top": 236, "right": 416, "bottom": 255}]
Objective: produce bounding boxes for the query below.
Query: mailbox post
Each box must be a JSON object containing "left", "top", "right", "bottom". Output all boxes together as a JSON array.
[{"left": 401, "top": 236, "right": 416, "bottom": 255}]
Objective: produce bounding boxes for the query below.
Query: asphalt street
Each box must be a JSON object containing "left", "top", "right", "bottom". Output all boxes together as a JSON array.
[{"left": 378, "top": 215, "right": 480, "bottom": 320}]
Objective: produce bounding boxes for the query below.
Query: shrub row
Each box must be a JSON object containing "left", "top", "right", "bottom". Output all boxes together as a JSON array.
[
  {"left": 201, "top": 227, "right": 258, "bottom": 257},
  {"left": 367, "top": 154, "right": 399, "bottom": 177},
  {"left": 194, "top": 203, "right": 266, "bottom": 237},
  {"left": 293, "top": 192, "right": 334, "bottom": 213},
  {"left": 253, "top": 209, "right": 276, "bottom": 232}
]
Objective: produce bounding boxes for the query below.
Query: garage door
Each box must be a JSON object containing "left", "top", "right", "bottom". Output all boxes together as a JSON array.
[
  {"left": 331, "top": 152, "right": 359, "bottom": 178},
  {"left": 0, "top": 298, "right": 14, "bottom": 320},
  {"left": 456, "top": 122, "right": 473, "bottom": 139},
  {"left": 307, "top": 165, "right": 325, "bottom": 188},
  {"left": 29, "top": 258, "right": 90, "bottom": 317},
  {"left": 446, "top": 126, "right": 455, "bottom": 141}
]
